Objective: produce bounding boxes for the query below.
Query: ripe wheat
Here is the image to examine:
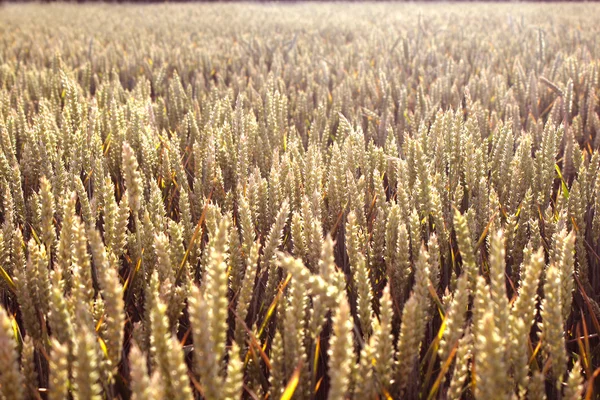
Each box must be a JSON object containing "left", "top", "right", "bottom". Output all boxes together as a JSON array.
[{"left": 0, "top": 2, "right": 599, "bottom": 399}]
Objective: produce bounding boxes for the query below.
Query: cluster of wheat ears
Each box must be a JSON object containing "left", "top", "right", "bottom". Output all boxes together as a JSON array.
[{"left": 0, "top": 3, "right": 599, "bottom": 400}]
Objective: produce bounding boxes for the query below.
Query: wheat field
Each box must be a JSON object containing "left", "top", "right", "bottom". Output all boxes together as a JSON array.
[{"left": 0, "top": 2, "right": 599, "bottom": 399}]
